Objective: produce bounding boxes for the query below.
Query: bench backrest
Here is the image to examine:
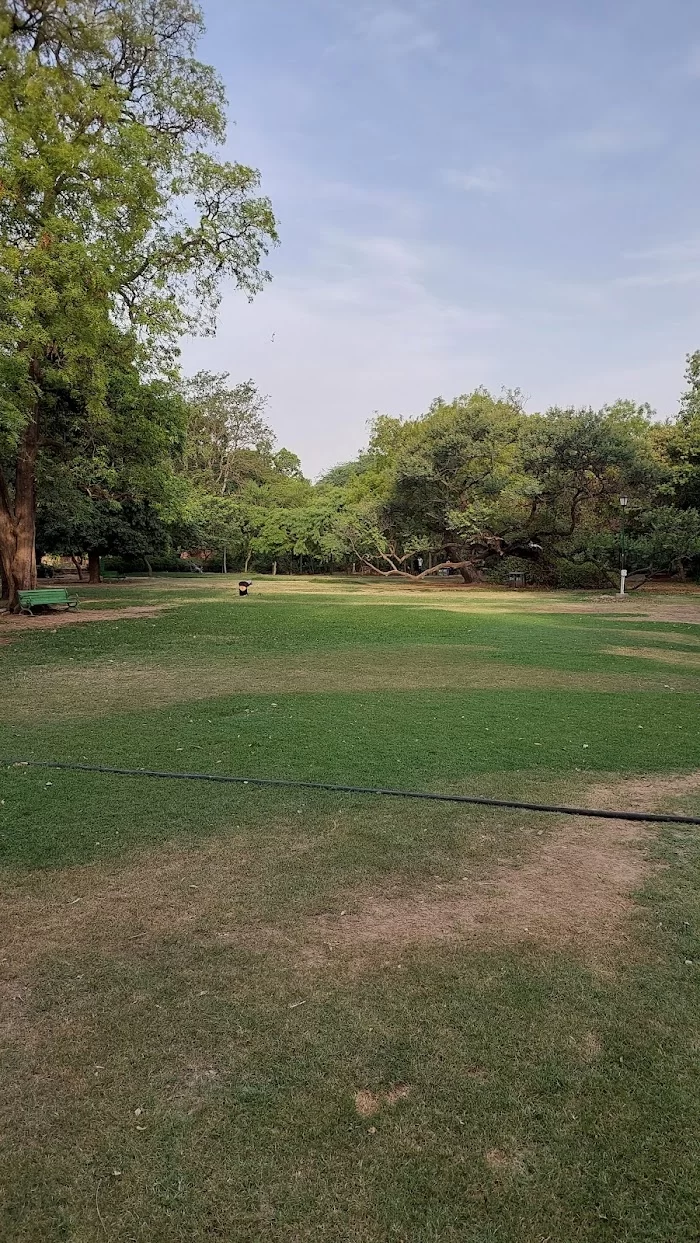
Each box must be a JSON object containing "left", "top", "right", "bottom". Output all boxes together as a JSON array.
[{"left": 18, "top": 589, "right": 71, "bottom": 604}]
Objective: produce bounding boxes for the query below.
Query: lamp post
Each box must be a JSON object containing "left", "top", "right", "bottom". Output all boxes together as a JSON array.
[{"left": 619, "top": 495, "right": 629, "bottom": 596}]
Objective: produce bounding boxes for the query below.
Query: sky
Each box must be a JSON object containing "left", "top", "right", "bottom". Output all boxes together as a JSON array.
[{"left": 181, "top": 0, "right": 700, "bottom": 477}]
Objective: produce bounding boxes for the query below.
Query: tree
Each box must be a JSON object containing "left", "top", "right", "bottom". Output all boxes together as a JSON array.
[
  {"left": 654, "top": 352, "right": 700, "bottom": 512},
  {"left": 35, "top": 358, "right": 186, "bottom": 579},
  {"left": 519, "top": 402, "right": 661, "bottom": 565},
  {"left": 577, "top": 506, "right": 700, "bottom": 587},
  {"left": 0, "top": 0, "right": 278, "bottom": 606},
  {"left": 181, "top": 372, "right": 274, "bottom": 495},
  {"left": 340, "top": 391, "right": 534, "bottom": 582},
  {"left": 184, "top": 493, "right": 248, "bottom": 572}
]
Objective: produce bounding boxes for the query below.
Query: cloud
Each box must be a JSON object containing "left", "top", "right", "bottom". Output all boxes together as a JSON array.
[
  {"left": 180, "top": 229, "right": 501, "bottom": 476},
  {"left": 443, "top": 166, "right": 507, "bottom": 193},
  {"left": 614, "top": 270, "right": 700, "bottom": 291},
  {"left": 351, "top": 3, "right": 438, "bottom": 57},
  {"left": 623, "top": 239, "right": 700, "bottom": 264},
  {"left": 616, "top": 237, "right": 700, "bottom": 289},
  {"left": 565, "top": 124, "right": 662, "bottom": 156},
  {"left": 315, "top": 180, "right": 423, "bottom": 230}
]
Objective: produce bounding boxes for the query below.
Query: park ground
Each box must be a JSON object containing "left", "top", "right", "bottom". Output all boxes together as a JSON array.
[{"left": 1, "top": 577, "right": 700, "bottom": 1242}]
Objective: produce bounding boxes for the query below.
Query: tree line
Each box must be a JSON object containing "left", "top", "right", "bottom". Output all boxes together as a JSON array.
[{"left": 20, "top": 353, "right": 700, "bottom": 591}]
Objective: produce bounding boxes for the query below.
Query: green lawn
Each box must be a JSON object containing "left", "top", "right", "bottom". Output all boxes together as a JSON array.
[{"left": 1, "top": 578, "right": 700, "bottom": 1241}]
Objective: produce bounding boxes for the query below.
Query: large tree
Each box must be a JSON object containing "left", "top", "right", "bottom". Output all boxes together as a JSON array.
[
  {"left": 654, "top": 352, "right": 700, "bottom": 512},
  {"left": 35, "top": 356, "right": 186, "bottom": 580},
  {"left": 181, "top": 371, "right": 274, "bottom": 495},
  {"left": 339, "top": 391, "right": 536, "bottom": 581},
  {"left": 0, "top": 0, "right": 277, "bottom": 606}
]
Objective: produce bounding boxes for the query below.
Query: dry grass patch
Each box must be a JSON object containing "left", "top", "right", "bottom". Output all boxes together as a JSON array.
[
  {"left": 6, "top": 644, "right": 697, "bottom": 723},
  {"left": 309, "top": 814, "right": 648, "bottom": 961},
  {"left": 4, "top": 771, "right": 698, "bottom": 1013},
  {"left": 613, "top": 628, "right": 700, "bottom": 647},
  {"left": 354, "top": 1085, "right": 411, "bottom": 1118},
  {"left": 603, "top": 645, "right": 700, "bottom": 667},
  {"left": 484, "top": 1147, "right": 530, "bottom": 1178},
  {"left": 306, "top": 771, "right": 700, "bottom": 964}
]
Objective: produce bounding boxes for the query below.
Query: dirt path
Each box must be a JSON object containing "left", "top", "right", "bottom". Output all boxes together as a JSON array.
[{"left": 0, "top": 605, "right": 166, "bottom": 634}]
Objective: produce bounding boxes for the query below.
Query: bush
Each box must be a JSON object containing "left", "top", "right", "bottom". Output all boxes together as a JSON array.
[
  {"left": 552, "top": 559, "right": 610, "bottom": 589},
  {"left": 102, "top": 554, "right": 207, "bottom": 575},
  {"left": 482, "top": 556, "right": 555, "bottom": 587},
  {"left": 482, "top": 555, "right": 610, "bottom": 589}
]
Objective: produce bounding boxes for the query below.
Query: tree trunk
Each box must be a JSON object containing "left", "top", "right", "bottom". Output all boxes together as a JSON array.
[
  {"left": 222, "top": 546, "right": 227, "bottom": 574},
  {"left": 272, "top": 560, "right": 277, "bottom": 575},
  {"left": 244, "top": 551, "right": 251, "bottom": 573},
  {"left": 88, "top": 550, "right": 101, "bottom": 584},
  {"left": 70, "top": 555, "right": 84, "bottom": 581},
  {"left": 143, "top": 556, "right": 153, "bottom": 577},
  {"left": 0, "top": 409, "right": 39, "bottom": 609}
]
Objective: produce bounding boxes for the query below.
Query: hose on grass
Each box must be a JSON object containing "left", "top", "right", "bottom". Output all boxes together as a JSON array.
[{"left": 6, "top": 758, "right": 700, "bottom": 826}]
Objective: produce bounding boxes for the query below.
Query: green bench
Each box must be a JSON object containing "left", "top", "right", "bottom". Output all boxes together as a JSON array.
[{"left": 18, "top": 588, "right": 79, "bottom": 616}]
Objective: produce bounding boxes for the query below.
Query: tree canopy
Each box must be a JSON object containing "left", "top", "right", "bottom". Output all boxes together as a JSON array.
[
  {"left": 15, "top": 351, "right": 700, "bottom": 589},
  {"left": 0, "top": 0, "right": 278, "bottom": 605}
]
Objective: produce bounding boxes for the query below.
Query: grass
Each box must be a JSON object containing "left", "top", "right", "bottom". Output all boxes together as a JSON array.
[{"left": 1, "top": 576, "right": 700, "bottom": 1241}]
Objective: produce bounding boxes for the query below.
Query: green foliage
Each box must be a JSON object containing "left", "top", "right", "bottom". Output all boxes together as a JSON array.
[
  {"left": 0, "top": 0, "right": 278, "bottom": 600},
  {"left": 0, "top": 0, "right": 278, "bottom": 407},
  {"left": 35, "top": 356, "right": 186, "bottom": 561},
  {"left": 180, "top": 372, "right": 275, "bottom": 495},
  {"left": 578, "top": 506, "right": 700, "bottom": 583}
]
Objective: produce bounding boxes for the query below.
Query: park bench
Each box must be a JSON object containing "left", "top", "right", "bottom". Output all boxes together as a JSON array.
[{"left": 18, "top": 588, "right": 79, "bottom": 616}]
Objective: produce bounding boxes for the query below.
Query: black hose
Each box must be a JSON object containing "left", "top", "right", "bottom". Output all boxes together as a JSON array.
[{"left": 6, "top": 759, "right": 700, "bottom": 826}]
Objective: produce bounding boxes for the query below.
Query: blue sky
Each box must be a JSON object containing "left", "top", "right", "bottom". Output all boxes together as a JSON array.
[{"left": 181, "top": 0, "right": 700, "bottom": 476}]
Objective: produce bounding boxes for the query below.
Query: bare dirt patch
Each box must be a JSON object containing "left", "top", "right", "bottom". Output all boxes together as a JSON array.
[
  {"left": 575, "top": 1030, "right": 602, "bottom": 1062},
  {"left": 354, "top": 1085, "right": 411, "bottom": 1117},
  {"left": 484, "top": 1147, "right": 529, "bottom": 1177},
  {"left": 0, "top": 605, "right": 166, "bottom": 633},
  {"left": 2, "top": 772, "right": 698, "bottom": 1024},
  {"left": 603, "top": 645, "right": 700, "bottom": 668},
  {"left": 308, "top": 772, "right": 700, "bottom": 961},
  {"left": 310, "top": 817, "right": 647, "bottom": 956},
  {"left": 535, "top": 599, "right": 700, "bottom": 625}
]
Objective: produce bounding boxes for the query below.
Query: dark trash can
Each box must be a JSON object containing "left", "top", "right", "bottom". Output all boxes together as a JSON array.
[{"left": 239, "top": 580, "right": 253, "bottom": 597}]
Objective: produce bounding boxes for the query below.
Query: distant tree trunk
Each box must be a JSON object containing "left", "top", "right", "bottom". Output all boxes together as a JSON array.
[
  {"left": 71, "top": 555, "right": 84, "bottom": 581},
  {"left": 272, "top": 560, "right": 277, "bottom": 575},
  {"left": 143, "top": 556, "right": 153, "bottom": 577},
  {"left": 88, "top": 550, "right": 101, "bottom": 584},
  {"left": 222, "top": 546, "right": 227, "bottom": 574},
  {"left": 0, "top": 406, "right": 39, "bottom": 609},
  {"left": 244, "top": 551, "right": 251, "bottom": 573}
]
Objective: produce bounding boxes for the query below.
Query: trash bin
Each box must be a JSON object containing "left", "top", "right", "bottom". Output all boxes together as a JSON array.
[
  {"left": 508, "top": 571, "right": 526, "bottom": 588},
  {"left": 239, "top": 580, "right": 253, "bottom": 597}
]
